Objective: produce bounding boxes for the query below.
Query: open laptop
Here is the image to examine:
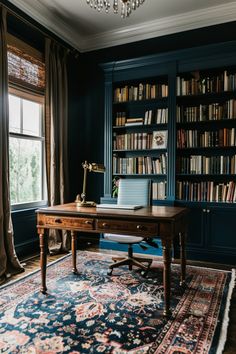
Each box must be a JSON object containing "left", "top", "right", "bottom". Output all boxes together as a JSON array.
[{"left": 96, "top": 204, "right": 143, "bottom": 210}]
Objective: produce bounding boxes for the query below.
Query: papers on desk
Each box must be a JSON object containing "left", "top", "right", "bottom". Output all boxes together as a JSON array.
[{"left": 96, "top": 204, "right": 143, "bottom": 210}]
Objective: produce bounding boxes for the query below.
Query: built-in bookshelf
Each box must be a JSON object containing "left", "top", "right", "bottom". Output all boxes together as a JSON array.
[
  {"left": 112, "top": 77, "right": 169, "bottom": 202},
  {"left": 101, "top": 43, "right": 236, "bottom": 263},
  {"left": 176, "top": 68, "right": 236, "bottom": 204}
]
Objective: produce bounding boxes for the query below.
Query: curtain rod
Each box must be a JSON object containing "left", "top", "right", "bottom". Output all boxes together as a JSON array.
[{"left": 0, "top": 2, "right": 79, "bottom": 56}]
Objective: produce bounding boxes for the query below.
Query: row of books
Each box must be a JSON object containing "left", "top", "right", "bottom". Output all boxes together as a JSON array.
[
  {"left": 176, "top": 70, "right": 236, "bottom": 96},
  {"left": 176, "top": 155, "right": 236, "bottom": 175},
  {"left": 114, "top": 83, "right": 168, "bottom": 102},
  {"left": 177, "top": 128, "right": 236, "bottom": 148},
  {"left": 144, "top": 109, "right": 168, "bottom": 125},
  {"left": 114, "top": 109, "right": 168, "bottom": 127},
  {"left": 176, "top": 180, "right": 236, "bottom": 203},
  {"left": 113, "top": 154, "right": 167, "bottom": 175},
  {"left": 176, "top": 100, "right": 236, "bottom": 123},
  {"left": 152, "top": 181, "right": 166, "bottom": 200},
  {"left": 113, "top": 131, "right": 168, "bottom": 150},
  {"left": 114, "top": 112, "right": 127, "bottom": 126},
  {"left": 114, "top": 113, "right": 144, "bottom": 126}
]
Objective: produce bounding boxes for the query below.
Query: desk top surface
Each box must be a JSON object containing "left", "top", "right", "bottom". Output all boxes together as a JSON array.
[{"left": 36, "top": 203, "right": 188, "bottom": 221}]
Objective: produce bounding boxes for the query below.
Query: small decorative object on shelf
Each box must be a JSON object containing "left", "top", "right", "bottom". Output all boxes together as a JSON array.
[
  {"left": 152, "top": 130, "right": 168, "bottom": 149},
  {"left": 75, "top": 161, "right": 105, "bottom": 207},
  {"left": 112, "top": 176, "right": 120, "bottom": 198}
]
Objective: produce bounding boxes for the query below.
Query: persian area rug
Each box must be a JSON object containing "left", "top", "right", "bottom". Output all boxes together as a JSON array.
[{"left": 0, "top": 251, "right": 235, "bottom": 354}]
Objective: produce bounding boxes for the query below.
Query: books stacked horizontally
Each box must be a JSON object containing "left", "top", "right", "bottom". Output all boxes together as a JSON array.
[{"left": 125, "top": 117, "right": 144, "bottom": 126}]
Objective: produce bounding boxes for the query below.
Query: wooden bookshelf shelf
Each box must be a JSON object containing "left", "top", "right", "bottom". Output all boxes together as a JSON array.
[
  {"left": 112, "top": 173, "right": 167, "bottom": 177},
  {"left": 113, "top": 97, "right": 168, "bottom": 105},
  {"left": 176, "top": 146, "right": 236, "bottom": 151},
  {"left": 176, "top": 119, "right": 236, "bottom": 127},
  {"left": 113, "top": 149, "right": 167, "bottom": 153},
  {"left": 176, "top": 174, "right": 236, "bottom": 178},
  {"left": 113, "top": 123, "right": 167, "bottom": 130}
]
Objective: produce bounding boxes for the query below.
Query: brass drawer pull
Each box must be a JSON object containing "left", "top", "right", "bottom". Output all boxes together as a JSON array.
[
  {"left": 55, "top": 218, "right": 62, "bottom": 223},
  {"left": 137, "top": 224, "right": 144, "bottom": 230},
  {"left": 102, "top": 223, "right": 109, "bottom": 228},
  {"left": 85, "top": 220, "right": 93, "bottom": 225}
]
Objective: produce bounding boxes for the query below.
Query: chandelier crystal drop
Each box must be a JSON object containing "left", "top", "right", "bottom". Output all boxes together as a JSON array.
[{"left": 86, "top": 0, "right": 146, "bottom": 18}]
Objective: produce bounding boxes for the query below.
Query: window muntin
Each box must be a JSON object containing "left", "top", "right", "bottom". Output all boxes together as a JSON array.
[
  {"left": 9, "top": 93, "right": 46, "bottom": 209},
  {"left": 9, "top": 95, "right": 21, "bottom": 134}
]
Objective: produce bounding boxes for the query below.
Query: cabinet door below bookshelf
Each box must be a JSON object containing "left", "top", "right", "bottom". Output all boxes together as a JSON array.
[{"left": 184, "top": 204, "right": 236, "bottom": 264}]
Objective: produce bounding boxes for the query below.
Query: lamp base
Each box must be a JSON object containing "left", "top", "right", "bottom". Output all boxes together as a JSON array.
[
  {"left": 76, "top": 201, "right": 96, "bottom": 207},
  {"left": 75, "top": 200, "right": 96, "bottom": 207}
]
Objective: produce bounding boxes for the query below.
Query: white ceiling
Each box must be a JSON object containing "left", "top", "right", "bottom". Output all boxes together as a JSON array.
[{"left": 8, "top": 0, "right": 236, "bottom": 52}]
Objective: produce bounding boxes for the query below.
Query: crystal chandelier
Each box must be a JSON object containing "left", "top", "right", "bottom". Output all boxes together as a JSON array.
[{"left": 86, "top": 0, "right": 146, "bottom": 18}]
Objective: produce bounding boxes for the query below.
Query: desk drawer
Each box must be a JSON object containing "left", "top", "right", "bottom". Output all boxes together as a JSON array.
[
  {"left": 42, "top": 215, "right": 94, "bottom": 230},
  {"left": 97, "top": 219, "right": 158, "bottom": 236}
]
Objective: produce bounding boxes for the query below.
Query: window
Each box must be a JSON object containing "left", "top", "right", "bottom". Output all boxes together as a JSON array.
[
  {"left": 7, "top": 34, "right": 46, "bottom": 210},
  {"left": 9, "top": 90, "right": 46, "bottom": 209}
]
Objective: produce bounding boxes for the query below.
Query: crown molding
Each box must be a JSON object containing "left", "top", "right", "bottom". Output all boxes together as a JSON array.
[
  {"left": 7, "top": 0, "right": 84, "bottom": 51},
  {"left": 81, "top": 2, "right": 236, "bottom": 52},
  {"left": 7, "top": 1, "right": 236, "bottom": 52}
]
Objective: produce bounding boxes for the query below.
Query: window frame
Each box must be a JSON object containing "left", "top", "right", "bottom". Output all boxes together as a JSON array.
[{"left": 9, "top": 86, "right": 47, "bottom": 211}]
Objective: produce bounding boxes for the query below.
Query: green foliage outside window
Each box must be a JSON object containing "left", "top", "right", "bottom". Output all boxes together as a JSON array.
[{"left": 9, "top": 138, "right": 41, "bottom": 204}]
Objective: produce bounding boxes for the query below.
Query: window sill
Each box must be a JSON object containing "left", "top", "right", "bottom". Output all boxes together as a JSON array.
[{"left": 11, "top": 201, "right": 48, "bottom": 214}]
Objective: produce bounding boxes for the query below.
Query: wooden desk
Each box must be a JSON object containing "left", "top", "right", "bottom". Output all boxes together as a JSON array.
[{"left": 36, "top": 203, "right": 189, "bottom": 316}]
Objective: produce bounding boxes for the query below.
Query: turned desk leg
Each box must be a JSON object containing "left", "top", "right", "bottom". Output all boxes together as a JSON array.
[
  {"left": 179, "top": 232, "right": 186, "bottom": 286},
  {"left": 71, "top": 230, "right": 78, "bottom": 274},
  {"left": 39, "top": 230, "right": 47, "bottom": 294},
  {"left": 162, "top": 238, "right": 172, "bottom": 317}
]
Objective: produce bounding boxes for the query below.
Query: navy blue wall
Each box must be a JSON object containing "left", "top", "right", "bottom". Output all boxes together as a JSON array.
[
  {"left": 77, "top": 21, "right": 236, "bottom": 203},
  {"left": 3, "top": 0, "right": 80, "bottom": 257},
  {"left": 3, "top": 0, "right": 236, "bottom": 258}
]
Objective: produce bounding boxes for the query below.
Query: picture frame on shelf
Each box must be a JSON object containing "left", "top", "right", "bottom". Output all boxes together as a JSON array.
[{"left": 152, "top": 130, "right": 168, "bottom": 149}]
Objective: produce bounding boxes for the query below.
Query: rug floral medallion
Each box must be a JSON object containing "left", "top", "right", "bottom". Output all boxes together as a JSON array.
[{"left": 0, "top": 251, "right": 234, "bottom": 354}]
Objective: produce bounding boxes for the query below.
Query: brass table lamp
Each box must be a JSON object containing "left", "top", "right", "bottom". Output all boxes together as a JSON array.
[{"left": 75, "top": 161, "right": 105, "bottom": 207}]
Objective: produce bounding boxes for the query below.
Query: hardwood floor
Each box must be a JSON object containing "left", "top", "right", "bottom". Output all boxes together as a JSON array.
[{"left": 2, "top": 245, "right": 236, "bottom": 354}]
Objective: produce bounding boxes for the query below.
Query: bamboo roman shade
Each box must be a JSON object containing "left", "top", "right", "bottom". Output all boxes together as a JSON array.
[{"left": 7, "top": 34, "right": 45, "bottom": 92}]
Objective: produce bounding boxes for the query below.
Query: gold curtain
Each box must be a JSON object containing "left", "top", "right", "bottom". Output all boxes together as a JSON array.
[
  {"left": 0, "top": 7, "right": 24, "bottom": 284},
  {"left": 45, "top": 38, "right": 70, "bottom": 254}
]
